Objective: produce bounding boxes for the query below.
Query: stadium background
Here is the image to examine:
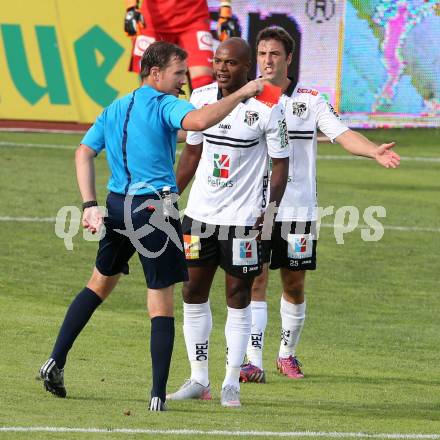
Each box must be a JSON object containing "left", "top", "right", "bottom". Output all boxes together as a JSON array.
[
  {"left": 1, "top": 0, "right": 439, "bottom": 127},
  {"left": 1, "top": 1, "right": 439, "bottom": 437}
]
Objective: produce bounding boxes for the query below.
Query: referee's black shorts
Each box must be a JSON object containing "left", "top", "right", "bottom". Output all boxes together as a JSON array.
[{"left": 95, "top": 192, "right": 188, "bottom": 289}]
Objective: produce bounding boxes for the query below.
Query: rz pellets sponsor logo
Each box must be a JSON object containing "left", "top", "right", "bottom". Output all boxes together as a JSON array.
[
  {"left": 208, "top": 154, "right": 234, "bottom": 187},
  {"left": 207, "top": 176, "right": 234, "bottom": 187},
  {"left": 213, "top": 153, "right": 230, "bottom": 178},
  {"left": 240, "top": 241, "right": 253, "bottom": 258},
  {"left": 195, "top": 340, "right": 209, "bottom": 361},
  {"left": 278, "top": 119, "right": 289, "bottom": 148}
]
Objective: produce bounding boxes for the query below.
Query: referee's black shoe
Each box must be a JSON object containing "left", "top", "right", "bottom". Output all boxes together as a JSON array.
[
  {"left": 39, "top": 358, "right": 66, "bottom": 398},
  {"left": 149, "top": 396, "right": 167, "bottom": 411}
]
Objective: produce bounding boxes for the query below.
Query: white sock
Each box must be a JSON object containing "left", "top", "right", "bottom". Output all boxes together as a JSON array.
[
  {"left": 278, "top": 296, "right": 306, "bottom": 358},
  {"left": 222, "top": 305, "right": 251, "bottom": 389},
  {"left": 183, "top": 301, "right": 212, "bottom": 387},
  {"left": 246, "top": 301, "right": 267, "bottom": 369}
]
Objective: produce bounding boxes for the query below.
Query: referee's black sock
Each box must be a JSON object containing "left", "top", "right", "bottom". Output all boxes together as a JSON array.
[
  {"left": 51, "top": 287, "right": 102, "bottom": 369},
  {"left": 150, "top": 316, "right": 175, "bottom": 401}
]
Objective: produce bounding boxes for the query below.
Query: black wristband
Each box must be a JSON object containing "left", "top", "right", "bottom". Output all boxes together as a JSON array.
[{"left": 82, "top": 200, "right": 98, "bottom": 210}]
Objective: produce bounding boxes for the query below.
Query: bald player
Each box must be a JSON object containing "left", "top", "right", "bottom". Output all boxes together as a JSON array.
[{"left": 167, "top": 37, "right": 290, "bottom": 407}]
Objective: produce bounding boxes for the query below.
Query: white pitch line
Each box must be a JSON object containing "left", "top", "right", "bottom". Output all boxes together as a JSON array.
[
  {"left": 0, "top": 128, "right": 86, "bottom": 134},
  {"left": 0, "top": 141, "right": 180, "bottom": 155},
  {"left": 320, "top": 223, "right": 440, "bottom": 233},
  {"left": 1, "top": 141, "right": 440, "bottom": 163},
  {"left": 0, "top": 427, "right": 439, "bottom": 439},
  {"left": 0, "top": 217, "right": 439, "bottom": 233},
  {"left": 0, "top": 141, "right": 76, "bottom": 150},
  {"left": 0, "top": 216, "right": 56, "bottom": 223}
]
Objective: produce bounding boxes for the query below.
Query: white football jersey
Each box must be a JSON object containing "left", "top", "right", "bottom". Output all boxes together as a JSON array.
[
  {"left": 276, "top": 82, "right": 349, "bottom": 221},
  {"left": 185, "top": 82, "right": 291, "bottom": 226}
]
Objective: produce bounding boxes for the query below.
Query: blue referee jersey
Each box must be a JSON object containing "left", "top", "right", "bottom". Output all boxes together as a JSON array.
[{"left": 81, "top": 85, "right": 195, "bottom": 195}]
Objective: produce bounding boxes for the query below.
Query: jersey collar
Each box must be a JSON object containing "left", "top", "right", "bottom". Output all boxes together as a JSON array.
[
  {"left": 255, "top": 76, "right": 297, "bottom": 97},
  {"left": 284, "top": 77, "right": 297, "bottom": 96},
  {"left": 217, "top": 83, "right": 249, "bottom": 103}
]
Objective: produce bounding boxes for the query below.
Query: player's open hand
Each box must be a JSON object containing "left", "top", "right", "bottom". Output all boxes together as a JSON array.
[
  {"left": 82, "top": 206, "right": 104, "bottom": 234},
  {"left": 374, "top": 142, "right": 400, "bottom": 168}
]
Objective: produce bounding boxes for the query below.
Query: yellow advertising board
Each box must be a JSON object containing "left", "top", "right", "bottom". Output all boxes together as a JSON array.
[{"left": 0, "top": 1, "right": 138, "bottom": 122}]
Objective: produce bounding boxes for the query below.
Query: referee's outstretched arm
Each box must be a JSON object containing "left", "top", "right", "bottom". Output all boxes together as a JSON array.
[{"left": 181, "top": 78, "right": 265, "bottom": 132}]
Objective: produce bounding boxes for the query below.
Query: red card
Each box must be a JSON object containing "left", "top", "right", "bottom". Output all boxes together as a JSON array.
[{"left": 255, "top": 83, "right": 282, "bottom": 107}]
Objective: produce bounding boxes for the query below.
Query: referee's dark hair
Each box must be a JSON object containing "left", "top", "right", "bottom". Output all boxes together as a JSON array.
[
  {"left": 256, "top": 27, "right": 295, "bottom": 58},
  {"left": 140, "top": 41, "right": 188, "bottom": 79}
]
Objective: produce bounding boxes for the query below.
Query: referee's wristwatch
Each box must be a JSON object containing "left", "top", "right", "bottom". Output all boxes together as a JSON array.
[{"left": 82, "top": 200, "right": 98, "bottom": 210}]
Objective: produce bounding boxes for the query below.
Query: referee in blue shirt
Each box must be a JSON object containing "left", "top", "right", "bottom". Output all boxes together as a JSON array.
[{"left": 39, "top": 41, "right": 265, "bottom": 411}]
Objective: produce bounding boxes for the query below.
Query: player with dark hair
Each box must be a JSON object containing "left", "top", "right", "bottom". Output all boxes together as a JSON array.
[
  {"left": 239, "top": 26, "right": 400, "bottom": 383},
  {"left": 39, "top": 41, "right": 265, "bottom": 411}
]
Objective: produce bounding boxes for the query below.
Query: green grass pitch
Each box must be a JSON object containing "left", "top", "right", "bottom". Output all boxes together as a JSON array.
[{"left": 0, "top": 129, "right": 439, "bottom": 439}]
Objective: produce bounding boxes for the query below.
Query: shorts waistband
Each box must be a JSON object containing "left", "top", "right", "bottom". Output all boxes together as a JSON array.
[{"left": 109, "top": 191, "right": 165, "bottom": 200}]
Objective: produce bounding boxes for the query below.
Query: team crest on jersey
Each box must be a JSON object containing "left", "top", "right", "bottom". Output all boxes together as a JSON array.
[
  {"left": 244, "top": 111, "right": 259, "bottom": 126},
  {"left": 292, "top": 102, "right": 307, "bottom": 117}
]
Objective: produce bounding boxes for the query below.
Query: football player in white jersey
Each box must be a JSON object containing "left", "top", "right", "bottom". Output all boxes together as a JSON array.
[
  {"left": 167, "top": 37, "right": 291, "bottom": 407},
  {"left": 239, "top": 26, "right": 401, "bottom": 383}
]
